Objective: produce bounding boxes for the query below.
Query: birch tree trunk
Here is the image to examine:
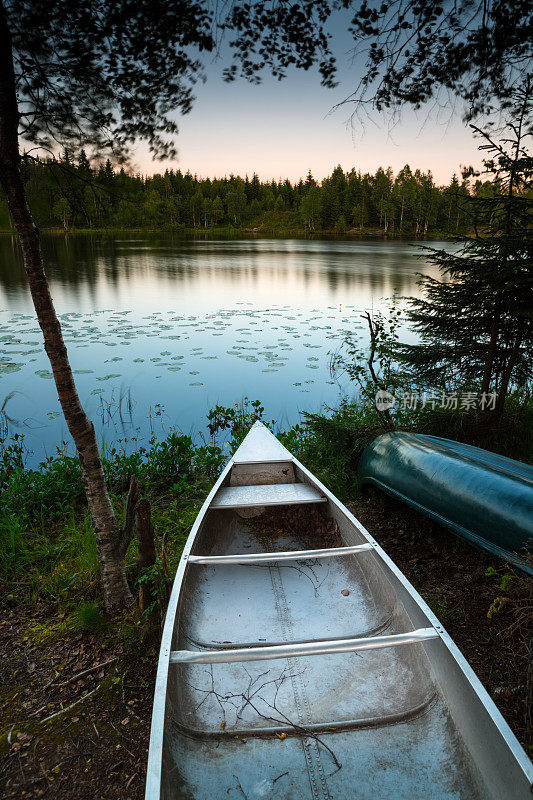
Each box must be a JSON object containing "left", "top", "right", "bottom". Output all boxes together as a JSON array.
[{"left": 0, "top": 6, "right": 132, "bottom": 614}]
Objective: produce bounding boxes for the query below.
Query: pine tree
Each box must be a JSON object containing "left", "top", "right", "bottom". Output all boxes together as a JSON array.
[
  {"left": 401, "top": 81, "right": 533, "bottom": 422},
  {"left": 226, "top": 181, "right": 246, "bottom": 224},
  {"left": 393, "top": 165, "right": 416, "bottom": 232},
  {"left": 52, "top": 196, "right": 70, "bottom": 229},
  {"left": 249, "top": 173, "right": 261, "bottom": 201},
  {"left": 300, "top": 187, "right": 321, "bottom": 230},
  {"left": 77, "top": 150, "right": 91, "bottom": 176},
  {"left": 320, "top": 177, "right": 341, "bottom": 228},
  {"left": 212, "top": 195, "right": 224, "bottom": 225},
  {"left": 274, "top": 195, "right": 284, "bottom": 213},
  {"left": 304, "top": 169, "right": 316, "bottom": 189}
]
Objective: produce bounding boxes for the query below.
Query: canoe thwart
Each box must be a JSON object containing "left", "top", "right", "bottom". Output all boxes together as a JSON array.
[
  {"left": 187, "top": 543, "right": 374, "bottom": 565},
  {"left": 169, "top": 628, "right": 439, "bottom": 665},
  {"left": 210, "top": 482, "right": 326, "bottom": 509}
]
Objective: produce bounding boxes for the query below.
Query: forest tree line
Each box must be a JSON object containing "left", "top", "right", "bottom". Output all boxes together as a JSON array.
[{"left": 0, "top": 152, "right": 500, "bottom": 235}]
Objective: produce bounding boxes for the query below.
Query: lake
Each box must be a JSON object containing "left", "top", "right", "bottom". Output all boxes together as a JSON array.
[{"left": 0, "top": 235, "right": 444, "bottom": 463}]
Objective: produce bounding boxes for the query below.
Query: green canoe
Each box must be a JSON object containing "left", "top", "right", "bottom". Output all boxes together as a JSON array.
[{"left": 358, "top": 432, "right": 533, "bottom": 575}]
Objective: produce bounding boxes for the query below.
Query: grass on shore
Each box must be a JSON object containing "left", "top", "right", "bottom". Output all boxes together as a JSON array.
[
  {"left": 1, "top": 394, "right": 531, "bottom": 611},
  {"left": 0, "top": 429, "right": 224, "bottom": 610}
]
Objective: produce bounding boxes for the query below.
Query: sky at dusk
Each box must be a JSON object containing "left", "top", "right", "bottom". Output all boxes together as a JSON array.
[{"left": 134, "top": 15, "right": 483, "bottom": 187}]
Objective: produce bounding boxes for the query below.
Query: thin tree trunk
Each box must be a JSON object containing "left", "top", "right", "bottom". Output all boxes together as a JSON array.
[
  {"left": 136, "top": 498, "right": 156, "bottom": 614},
  {"left": 0, "top": 6, "right": 132, "bottom": 614},
  {"left": 494, "top": 318, "right": 525, "bottom": 420},
  {"left": 481, "top": 295, "right": 502, "bottom": 396}
]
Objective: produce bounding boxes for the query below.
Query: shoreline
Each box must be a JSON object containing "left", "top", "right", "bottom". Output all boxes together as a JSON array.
[{"left": 0, "top": 226, "right": 459, "bottom": 240}]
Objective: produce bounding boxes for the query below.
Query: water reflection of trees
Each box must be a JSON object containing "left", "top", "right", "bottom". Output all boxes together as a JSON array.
[{"left": 0, "top": 235, "right": 425, "bottom": 298}]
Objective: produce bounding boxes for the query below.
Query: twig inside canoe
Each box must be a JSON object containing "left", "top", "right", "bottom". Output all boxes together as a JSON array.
[
  {"left": 240, "top": 693, "right": 342, "bottom": 771},
  {"left": 184, "top": 662, "right": 343, "bottom": 771}
]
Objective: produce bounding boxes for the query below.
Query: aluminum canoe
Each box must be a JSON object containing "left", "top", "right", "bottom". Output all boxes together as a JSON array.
[
  {"left": 146, "top": 422, "right": 533, "bottom": 800},
  {"left": 358, "top": 432, "right": 533, "bottom": 575}
]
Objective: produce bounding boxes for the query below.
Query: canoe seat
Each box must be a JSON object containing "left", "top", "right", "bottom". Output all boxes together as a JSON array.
[
  {"left": 210, "top": 482, "right": 326, "bottom": 509},
  {"left": 187, "top": 543, "right": 373, "bottom": 565}
]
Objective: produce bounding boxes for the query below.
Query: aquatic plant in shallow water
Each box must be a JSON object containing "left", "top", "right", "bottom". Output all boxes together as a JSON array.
[{"left": 0, "top": 301, "right": 369, "bottom": 457}]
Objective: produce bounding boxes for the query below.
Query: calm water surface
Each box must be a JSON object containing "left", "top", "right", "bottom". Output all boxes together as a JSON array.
[{"left": 0, "top": 235, "right": 445, "bottom": 462}]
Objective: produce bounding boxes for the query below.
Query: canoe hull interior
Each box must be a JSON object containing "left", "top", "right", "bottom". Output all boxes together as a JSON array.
[{"left": 146, "top": 425, "right": 533, "bottom": 800}]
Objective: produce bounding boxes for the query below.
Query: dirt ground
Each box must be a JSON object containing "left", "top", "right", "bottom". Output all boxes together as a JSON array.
[
  {"left": 0, "top": 609, "right": 157, "bottom": 799},
  {"left": 1, "top": 494, "right": 531, "bottom": 798}
]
